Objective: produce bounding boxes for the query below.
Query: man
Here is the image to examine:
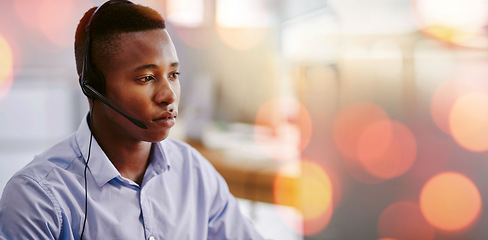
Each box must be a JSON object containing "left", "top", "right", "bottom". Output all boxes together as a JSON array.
[{"left": 0, "top": 1, "right": 264, "bottom": 239}]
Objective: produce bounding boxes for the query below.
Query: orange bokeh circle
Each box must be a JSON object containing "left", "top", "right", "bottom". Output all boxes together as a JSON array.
[
  {"left": 0, "top": 35, "right": 14, "bottom": 100},
  {"left": 333, "top": 102, "right": 389, "bottom": 160},
  {"left": 273, "top": 160, "right": 333, "bottom": 236},
  {"left": 449, "top": 92, "right": 488, "bottom": 152},
  {"left": 357, "top": 120, "right": 417, "bottom": 180},
  {"left": 420, "top": 172, "right": 482, "bottom": 231},
  {"left": 0, "top": 36, "right": 13, "bottom": 84},
  {"left": 431, "top": 77, "right": 488, "bottom": 136},
  {"left": 431, "top": 79, "right": 467, "bottom": 135}
]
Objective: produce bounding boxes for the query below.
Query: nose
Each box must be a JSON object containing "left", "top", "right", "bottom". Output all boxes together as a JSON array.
[{"left": 154, "top": 78, "right": 177, "bottom": 107}]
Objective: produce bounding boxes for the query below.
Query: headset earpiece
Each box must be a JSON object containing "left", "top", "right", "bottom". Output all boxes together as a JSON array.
[
  {"left": 80, "top": 32, "right": 105, "bottom": 100},
  {"left": 81, "top": 1, "right": 134, "bottom": 100}
]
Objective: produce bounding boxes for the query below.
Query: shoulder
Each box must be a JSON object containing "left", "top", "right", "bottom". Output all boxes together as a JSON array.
[
  {"left": 0, "top": 133, "right": 84, "bottom": 238},
  {"left": 1, "top": 133, "right": 82, "bottom": 216},
  {"left": 0, "top": 165, "right": 63, "bottom": 238},
  {"left": 1, "top": 132, "right": 81, "bottom": 204},
  {"left": 11, "top": 133, "right": 80, "bottom": 182}
]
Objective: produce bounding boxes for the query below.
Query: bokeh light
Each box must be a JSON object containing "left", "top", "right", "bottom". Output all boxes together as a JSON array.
[
  {"left": 0, "top": 35, "right": 14, "bottom": 100},
  {"left": 143, "top": 0, "right": 165, "bottom": 11},
  {"left": 273, "top": 160, "right": 333, "bottom": 236},
  {"left": 38, "top": 0, "right": 76, "bottom": 47},
  {"left": 215, "top": 0, "right": 270, "bottom": 50},
  {"left": 357, "top": 119, "right": 393, "bottom": 166},
  {"left": 166, "top": 0, "right": 204, "bottom": 28},
  {"left": 216, "top": 0, "right": 271, "bottom": 28},
  {"left": 357, "top": 120, "right": 417, "bottom": 180},
  {"left": 216, "top": 27, "right": 268, "bottom": 51},
  {"left": 430, "top": 76, "right": 488, "bottom": 136},
  {"left": 378, "top": 201, "right": 434, "bottom": 240},
  {"left": 333, "top": 102, "right": 389, "bottom": 159},
  {"left": 14, "top": 0, "right": 46, "bottom": 30},
  {"left": 431, "top": 78, "right": 470, "bottom": 135},
  {"left": 420, "top": 172, "right": 482, "bottom": 231},
  {"left": 449, "top": 92, "right": 488, "bottom": 152},
  {"left": 172, "top": 27, "right": 213, "bottom": 49},
  {"left": 412, "top": 0, "right": 488, "bottom": 48},
  {"left": 14, "top": 0, "right": 91, "bottom": 50},
  {"left": 254, "top": 97, "right": 312, "bottom": 161},
  {"left": 0, "top": 36, "right": 13, "bottom": 84},
  {"left": 148, "top": 0, "right": 210, "bottom": 49}
]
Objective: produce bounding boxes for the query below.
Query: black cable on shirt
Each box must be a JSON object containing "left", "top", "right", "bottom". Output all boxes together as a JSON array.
[{"left": 81, "top": 100, "right": 95, "bottom": 239}]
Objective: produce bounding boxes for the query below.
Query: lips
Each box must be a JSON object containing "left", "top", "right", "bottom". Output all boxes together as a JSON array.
[
  {"left": 153, "top": 112, "right": 177, "bottom": 121},
  {"left": 152, "top": 111, "right": 177, "bottom": 128}
]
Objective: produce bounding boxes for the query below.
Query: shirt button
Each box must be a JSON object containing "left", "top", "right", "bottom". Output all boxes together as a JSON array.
[{"left": 148, "top": 236, "right": 155, "bottom": 240}]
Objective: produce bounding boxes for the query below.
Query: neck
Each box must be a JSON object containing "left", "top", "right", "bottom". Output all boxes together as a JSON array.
[{"left": 90, "top": 112, "right": 152, "bottom": 185}]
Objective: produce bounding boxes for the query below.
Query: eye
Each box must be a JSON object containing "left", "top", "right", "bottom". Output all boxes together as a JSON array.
[
  {"left": 136, "top": 75, "right": 156, "bottom": 83},
  {"left": 169, "top": 71, "right": 180, "bottom": 81}
]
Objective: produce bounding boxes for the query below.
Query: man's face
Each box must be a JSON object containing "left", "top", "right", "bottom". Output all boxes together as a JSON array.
[{"left": 94, "top": 29, "right": 180, "bottom": 142}]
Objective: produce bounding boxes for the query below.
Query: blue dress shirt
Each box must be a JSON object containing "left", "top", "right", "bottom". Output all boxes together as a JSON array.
[{"left": 0, "top": 117, "right": 263, "bottom": 240}]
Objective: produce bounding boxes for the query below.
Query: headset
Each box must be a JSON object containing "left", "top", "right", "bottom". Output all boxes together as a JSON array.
[
  {"left": 80, "top": 0, "right": 147, "bottom": 129},
  {"left": 80, "top": 1, "right": 147, "bottom": 238}
]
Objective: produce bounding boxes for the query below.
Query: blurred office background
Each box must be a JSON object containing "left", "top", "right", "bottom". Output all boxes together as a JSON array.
[{"left": 1, "top": 0, "right": 488, "bottom": 239}]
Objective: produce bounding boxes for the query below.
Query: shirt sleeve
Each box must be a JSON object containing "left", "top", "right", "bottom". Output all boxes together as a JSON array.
[
  {"left": 0, "top": 174, "right": 61, "bottom": 239},
  {"left": 198, "top": 155, "right": 265, "bottom": 240}
]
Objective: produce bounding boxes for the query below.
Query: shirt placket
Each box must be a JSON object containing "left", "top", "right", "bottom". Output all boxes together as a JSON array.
[{"left": 140, "top": 187, "right": 159, "bottom": 240}]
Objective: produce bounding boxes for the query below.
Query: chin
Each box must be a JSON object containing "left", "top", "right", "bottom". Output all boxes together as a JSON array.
[{"left": 143, "top": 130, "right": 171, "bottom": 143}]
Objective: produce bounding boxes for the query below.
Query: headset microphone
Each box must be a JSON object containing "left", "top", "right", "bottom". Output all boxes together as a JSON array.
[{"left": 82, "top": 83, "right": 148, "bottom": 129}]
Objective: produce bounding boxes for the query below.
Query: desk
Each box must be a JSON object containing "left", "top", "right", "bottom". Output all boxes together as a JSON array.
[{"left": 188, "top": 141, "right": 288, "bottom": 205}]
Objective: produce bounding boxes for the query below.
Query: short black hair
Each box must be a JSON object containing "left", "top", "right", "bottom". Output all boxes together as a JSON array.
[{"left": 74, "top": 1, "right": 165, "bottom": 77}]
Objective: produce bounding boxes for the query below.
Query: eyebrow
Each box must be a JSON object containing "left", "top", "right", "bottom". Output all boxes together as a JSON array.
[
  {"left": 134, "top": 64, "right": 157, "bottom": 72},
  {"left": 133, "top": 62, "right": 179, "bottom": 72}
]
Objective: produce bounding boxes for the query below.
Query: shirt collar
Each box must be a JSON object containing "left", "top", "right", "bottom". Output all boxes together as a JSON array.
[
  {"left": 75, "top": 114, "right": 171, "bottom": 187},
  {"left": 75, "top": 114, "right": 122, "bottom": 187},
  {"left": 151, "top": 141, "right": 171, "bottom": 173}
]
